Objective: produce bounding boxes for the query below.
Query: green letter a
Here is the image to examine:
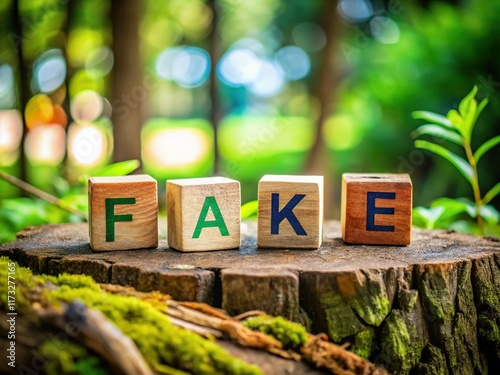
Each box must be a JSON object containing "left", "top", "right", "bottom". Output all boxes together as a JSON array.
[{"left": 192, "top": 196, "right": 229, "bottom": 239}]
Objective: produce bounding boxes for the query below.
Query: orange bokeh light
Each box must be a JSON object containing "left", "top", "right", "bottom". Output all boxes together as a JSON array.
[
  {"left": 25, "top": 94, "right": 54, "bottom": 130},
  {"left": 51, "top": 104, "right": 68, "bottom": 128}
]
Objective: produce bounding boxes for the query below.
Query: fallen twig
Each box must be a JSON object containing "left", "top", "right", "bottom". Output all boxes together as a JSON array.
[{"left": 0, "top": 170, "right": 88, "bottom": 220}]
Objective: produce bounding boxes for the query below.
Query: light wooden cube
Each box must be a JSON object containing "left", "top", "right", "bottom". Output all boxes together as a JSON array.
[
  {"left": 257, "top": 175, "right": 324, "bottom": 249},
  {"left": 167, "top": 177, "right": 241, "bottom": 252},
  {"left": 341, "top": 173, "right": 412, "bottom": 245},
  {"left": 89, "top": 175, "right": 158, "bottom": 251}
]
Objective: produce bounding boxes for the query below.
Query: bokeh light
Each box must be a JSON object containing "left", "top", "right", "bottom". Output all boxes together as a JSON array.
[
  {"left": 24, "top": 125, "right": 66, "bottom": 165},
  {"left": 25, "top": 94, "right": 54, "bottom": 130},
  {"left": 0, "top": 65, "right": 16, "bottom": 109},
  {"left": 370, "top": 16, "right": 400, "bottom": 44},
  {"left": 217, "top": 47, "right": 262, "bottom": 87},
  {"left": 247, "top": 59, "right": 285, "bottom": 97},
  {"left": 70, "top": 90, "right": 103, "bottom": 122},
  {"left": 275, "top": 46, "right": 311, "bottom": 81},
  {"left": 51, "top": 104, "right": 68, "bottom": 128},
  {"left": 146, "top": 128, "right": 210, "bottom": 167},
  {"left": 141, "top": 118, "right": 214, "bottom": 179},
  {"left": 155, "top": 46, "right": 210, "bottom": 88},
  {"left": 68, "top": 70, "right": 105, "bottom": 98},
  {"left": 33, "top": 49, "right": 67, "bottom": 94},
  {"left": 67, "top": 28, "right": 105, "bottom": 67},
  {"left": 337, "top": 0, "right": 373, "bottom": 23},
  {"left": 292, "top": 23, "right": 327, "bottom": 52},
  {"left": 0, "top": 110, "right": 23, "bottom": 157},
  {"left": 67, "top": 122, "right": 108, "bottom": 167},
  {"left": 85, "top": 46, "right": 114, "bottom": 78}
]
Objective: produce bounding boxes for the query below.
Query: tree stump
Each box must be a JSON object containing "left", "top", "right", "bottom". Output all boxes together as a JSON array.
[{"left": 1, "top": 221, "right": 499, "bottom": 374}]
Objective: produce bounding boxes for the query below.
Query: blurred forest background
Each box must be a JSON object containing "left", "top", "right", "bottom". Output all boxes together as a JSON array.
[{"left": 0, "top": 0, "right": 499, "bottom": 240}]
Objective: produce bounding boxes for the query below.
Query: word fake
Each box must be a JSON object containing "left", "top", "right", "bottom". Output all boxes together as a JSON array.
[{"left": 88, "top": 173, "right": 412, "bottom": 252}]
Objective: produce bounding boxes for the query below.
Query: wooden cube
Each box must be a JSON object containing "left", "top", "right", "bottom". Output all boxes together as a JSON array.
[
  {"left": 167, "top": 177, "right": 240, "bottom": 252},
  {"left": 257, "top": 175, "right": 324, "bottom": 249},
  {"left": 341, "top": 173, "right": 412, "bottom": 245},
  {"left": 89, "top": 175, "right": 158, "bottom": 251}
]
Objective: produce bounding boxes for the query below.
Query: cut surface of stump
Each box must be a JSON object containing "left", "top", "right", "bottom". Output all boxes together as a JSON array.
[{"left": 1, "top": 221, "right": 499, "bottom": 374}]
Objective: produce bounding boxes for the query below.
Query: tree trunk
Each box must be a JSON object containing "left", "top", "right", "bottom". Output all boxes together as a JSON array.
[
  {"left": 304, "top": 0, "right": 341, "bottom": 218},
  {"left": 110, "top": 0, "right": 143, "bottom": 163},
  {"left": 208, "top": 0, "right": 221, "bottom": 174},
  {"left": 11, "top": 0, "right": 29, "bottom": 182},
  {"left": 1, "top": 221, "right": 499, "bottom": 374}
]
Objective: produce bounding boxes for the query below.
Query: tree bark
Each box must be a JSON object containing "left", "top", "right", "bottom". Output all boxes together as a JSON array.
[
  {"left": 110, "top": 0, "right": 143, "bottom": 163},
  {"left": 1, "top": 222, "right": 499, "bottom": 374}
]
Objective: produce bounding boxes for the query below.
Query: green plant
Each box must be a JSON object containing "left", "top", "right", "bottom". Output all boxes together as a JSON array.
[
  {"left": 0, "top": 160, "right": 140, "bottom": 244},
  {"left": 412, "top": 86, "right": 500, "bottom": 236}
]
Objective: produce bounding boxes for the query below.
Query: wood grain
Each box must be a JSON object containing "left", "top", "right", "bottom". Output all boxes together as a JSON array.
[
  {"left": 88, "top": 175, "right": 158, "bottom": 251},
  {"left": 167, "top": 177, "right": 241, "bottom": 252},
  {"left": 341, "top": 173, "right": 412, "bottom": 245},
  {"left": 257, "top": 175, "right": 324, "bottom": 249}
]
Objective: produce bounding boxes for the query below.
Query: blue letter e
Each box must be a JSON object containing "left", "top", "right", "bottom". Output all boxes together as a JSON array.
[{"left": 366, "top": 192, "right": 395, "bottom": 232}]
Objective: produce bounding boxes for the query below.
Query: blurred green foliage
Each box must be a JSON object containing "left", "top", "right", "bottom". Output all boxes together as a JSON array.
[
  {"left": 332, "top": 0, "right": 500, "bottom": 211},
  {"left": 412, "top": 87, "right": 500, "bottom": 236},
  {"left": 0, "top": 160, "right": 139, "bottom": 244}
]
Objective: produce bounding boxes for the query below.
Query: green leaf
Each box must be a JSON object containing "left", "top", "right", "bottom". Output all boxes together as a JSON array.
[
  {"left": 473, "top": 135, "right": 500, "bottom": 163},
  {"left": 457, "top": 87, "right": 479, "bottom": 142},
  {"left": 482, "top": 183, "right": 500, "bottom": 205},
  {"left": 479, "top": 205, "right": 500, "bottom": 225},
  {"left": 430, "top": 197, "right": 468, "bottom": 220},
  {"left": 414, "top": 140, "right": 474, "bottom": 185},
  {"left": 447, "top": 219, "right": 478, "bottom": 235},
  {"left": 475, "top": 98, "right": 489, "bottom": 121},
  {"left": 411, "top": 111, "right": 452, "bottom": 128},
  {"left": 463, "top": 100, "right": 477, "bottom": 142},
  {"left": 446, "top": 109, "right": 465, "bottom": 136},
  {"left": 411, "top": 124, "right": 463, "bottom": 145},
  {"left": 412, "top": 206, "right": 445, "bottom": 229},
  {"left": 458, "top": 86, "right": 478, "bottom": 117},
  {"left": 241, "top": 200, "right": 258, "bottom": 219},
  {"left": 456, "top": 197, "right": 478, "bottom": 218},
  {"left": 93, "top": 160, "right": 141, "bottom": 177}
]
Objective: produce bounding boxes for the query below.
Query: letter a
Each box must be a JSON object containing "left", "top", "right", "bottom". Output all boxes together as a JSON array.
[{"left": 192, "top": 196, "right": 229, "bottom": 238}]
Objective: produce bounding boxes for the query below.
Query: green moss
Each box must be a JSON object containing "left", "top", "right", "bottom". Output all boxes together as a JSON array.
[
  {"left": 399, "top": 289, "right": 419, "bottom": 311},
  {"left": 348, "top": 276, "right": 391, "bottom": 328},
  {"left": 49, "top": 285, "right": 261, "bottom": 374},
  {"left": 42, "top": 273, "right": 101, "bottom": 292},
  {"left": 351, "top": 294, "right": 390, "bottom": 327},
  {"left": 39, "top": 338, "right": 108, "bottom": 375},
  {"left": 419, "top": 270, "right": 454, "bottom": 323},
  {"left": 379, "top": 311, "right": 413, "bottom": 373},
  {"left": 0, "top": 257, "right": 42, "bottom": 313},
  {"left": 320, "top": 291, "right": 366, "bottom": 342},
  {"left": 242, "top": 316, "right": 308, "bottom": 351},
  {"left": 350, "top": 328, "right": 375, "bottom": 359},
  {"left": 0, "top": 257, "right": 262, "bottom": 375},
  {"left": 412, "top": 344, "right": 447, "bottom": 375}
]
